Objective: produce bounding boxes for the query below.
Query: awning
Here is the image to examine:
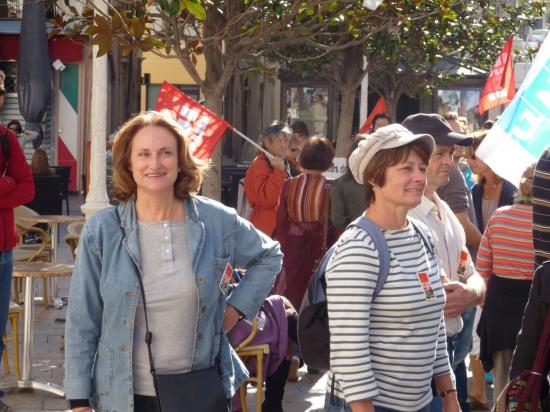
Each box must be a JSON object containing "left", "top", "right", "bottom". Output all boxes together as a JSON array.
[{"left": 0, "top": 34, "right": 83, "bottom": 62}]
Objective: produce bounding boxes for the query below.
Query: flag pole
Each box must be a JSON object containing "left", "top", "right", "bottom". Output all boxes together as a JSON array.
[{"left": 231, "top": 127, "right": 275, "bottom": 160}]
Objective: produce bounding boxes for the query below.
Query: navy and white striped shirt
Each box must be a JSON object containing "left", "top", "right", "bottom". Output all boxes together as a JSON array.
[{"left": 326, "top": 220, "right": 450, "bottom": 410}]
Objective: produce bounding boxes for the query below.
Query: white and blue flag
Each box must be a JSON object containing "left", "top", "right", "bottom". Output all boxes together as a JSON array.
[{"left": 477, "top": 34, "right": 550, "bottom": 187}]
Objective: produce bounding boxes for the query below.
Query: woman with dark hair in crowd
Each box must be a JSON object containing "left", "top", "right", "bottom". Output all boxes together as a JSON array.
[
  {"left": 244, "top": 122, "right": 292, "bottom": 237},
  {"left": 7, "top": 120, "right": 38, "bottom": 150},
  {"left": 31, "top": 148, "right": 54, "bottom": 176},
  {"left": 371, "top": 113, "right": 391, "bottom": 132},
  {"left": 273, "top": 135, "right": 335, "bottom": 310},
  {"left": 466, "top": 130, "right": 516, "bottom": 233}
]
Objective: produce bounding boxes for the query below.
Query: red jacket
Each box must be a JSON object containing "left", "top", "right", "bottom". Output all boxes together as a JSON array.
[
  {"left": 244, "top": 152, "right": 288, "bottom": 237},
  {"left": 0, "top": 125, "right": 35, "bottom": 252}
]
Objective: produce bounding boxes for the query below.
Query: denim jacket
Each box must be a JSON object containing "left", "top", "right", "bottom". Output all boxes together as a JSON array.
[{"left": 64, "top": 196, "right": 282, "bottom": 412}]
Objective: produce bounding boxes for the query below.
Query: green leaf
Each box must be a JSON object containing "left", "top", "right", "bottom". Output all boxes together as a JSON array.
[
  {"left": 130, "top": 16, "right": 146, "bottom": 38},
  {"left": 159, "top": 0, "right": 180, "bottom": 17},
  {"left": 182, "top": 0, "right": 206, "bottom": 20}
]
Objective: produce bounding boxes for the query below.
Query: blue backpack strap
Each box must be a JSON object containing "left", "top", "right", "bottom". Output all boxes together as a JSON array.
[
  {"left": 310, "top": 243, "right": 337, "bottom": 303},
  {"left": 409, "top": 219, "right": 435, "bottom": 257},
  {"left": 349, "top": 216, "right": 391, "bottom": 299}
]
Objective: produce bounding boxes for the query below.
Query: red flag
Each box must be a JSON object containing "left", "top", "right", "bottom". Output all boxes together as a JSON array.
[
  {"left": 478, "top": 36, "right": 516, "bottom": 115},
  {"left": 155, "top": 82, "right": 230, "bottom": 160},
  {"left": 359, "top": 97, "right": 388, "bottom": 134}
]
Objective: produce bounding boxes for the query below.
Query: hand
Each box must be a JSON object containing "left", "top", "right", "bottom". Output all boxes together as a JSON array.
[
  {"left": 223, "top": 304, "right": 242, "bottom": 333},
  {"left": 443, "top": 282, "right": 477, "bottom": 318},
  {"left": 349, "top": 399, "right": 375, "bottom": 412},
  {"left": 442, "top": 392, "right": 462, "bottom": 412},
  {"left": 269, "top": 156, "right": 285, "bottom": 170}
]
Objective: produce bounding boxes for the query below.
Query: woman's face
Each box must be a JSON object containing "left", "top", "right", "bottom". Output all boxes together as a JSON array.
[
  {"left": 263, "top": 133, "right": 289, "bottom": 158},
  {"left": 465, "top": 147, "right": 488, "bottom": 176},
  {"left": 129, "top": 125, "right": 180, "bottom": 198},
  {"left": 372, "top": 150, "right": 427, "bottom": 211}
]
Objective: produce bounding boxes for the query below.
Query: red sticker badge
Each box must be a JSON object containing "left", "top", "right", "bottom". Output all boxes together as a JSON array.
[
  {"left": 456, "top": 249, "right": 469, "bottom": 282},
  {"left": 219, "top": 262, "right": 233, "bottom": 295},
  {"left": 417, "top": 272, "right": 436, "bottom": 300}
]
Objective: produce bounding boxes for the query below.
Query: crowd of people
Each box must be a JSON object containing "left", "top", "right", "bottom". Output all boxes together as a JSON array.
[
  {"left": 240, "top": 111, "right": 549, "bottom": 412},
  {"left": 1, "top": 59, "right": 549, "bottom": 412}
]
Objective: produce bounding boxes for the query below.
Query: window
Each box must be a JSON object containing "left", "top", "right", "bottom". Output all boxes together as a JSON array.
[
  {"left": 437, "top": 88, "right": 483, "bottom": 132},
  {"left": 284, "top": 85, "right": 331, "bottom": 136},
  {"left": 0, "top": 62, "right": 17, "bottom": 93},
  {"left": 0, "top": 0, "right": 22, "bottom": 19},
  {"left": 146, "top": 84, "right": 200, "bottom": 110}
]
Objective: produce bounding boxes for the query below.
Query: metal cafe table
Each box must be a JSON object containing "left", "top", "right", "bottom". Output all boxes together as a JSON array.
[
  {"left": 16, "top": 214, "right": 84, "bottom": 304},
  {"left": 7, "top": 262, "right": 73, "bottom": 397},
  {"left": 16, "top": 215, "right": 85, "bottom": 264}
]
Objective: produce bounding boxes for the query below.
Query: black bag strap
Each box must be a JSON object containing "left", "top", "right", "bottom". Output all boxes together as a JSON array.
[
  {"left": 114, "top": 208, "right": 222, "bottom": 411},
  {"left": 115, "top": 208, "right": 162, "bottom": 410}
]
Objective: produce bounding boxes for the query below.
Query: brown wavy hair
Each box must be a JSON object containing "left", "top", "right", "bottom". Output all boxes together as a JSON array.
[
  {"left": 112, "top": 111, "right": 206, "bottom": 202},
  {"left": 31, "top": 148, "right": 53, "bottom": 176}
]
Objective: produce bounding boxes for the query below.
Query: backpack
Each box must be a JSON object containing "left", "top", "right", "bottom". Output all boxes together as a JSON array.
[
  {"left": 236, "top": 178, "right": 253, "bottom": 220},
  {"left": 297, "top": 215, "right": 434, "bottom": 371}
]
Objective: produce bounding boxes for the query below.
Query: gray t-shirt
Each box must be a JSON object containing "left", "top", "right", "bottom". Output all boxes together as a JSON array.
[
  {"left": 133, "top": 219, "right": 198, "bottom": 396},
  {"left": 437, "top": 165, "right": 479, "bottom": 258}
]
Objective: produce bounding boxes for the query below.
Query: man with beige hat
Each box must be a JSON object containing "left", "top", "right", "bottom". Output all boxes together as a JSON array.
[{"left": 404, "top": 113, "right": 485, "bottom": 412}]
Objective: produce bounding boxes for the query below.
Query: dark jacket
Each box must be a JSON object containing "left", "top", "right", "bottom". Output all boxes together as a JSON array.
[
  {"left": 0, "top": 125, "right": 34, "bottom": 251},
  {"left": 472, "top": 179, "right": 516, "bottom": 233},
  {"left": 533, "top": 145, "right": 550, "bottom": 267},
  {"left": 510, "top": 262, "right": 550, "bottom": 409}
]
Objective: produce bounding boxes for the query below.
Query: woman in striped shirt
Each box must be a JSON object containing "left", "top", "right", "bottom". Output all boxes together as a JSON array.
[
  {"left": 325, "top": 124, "right": 459, "bottom": 412},
  {"left": 475, "top": 162, "right": 536, "bottom": 411}
]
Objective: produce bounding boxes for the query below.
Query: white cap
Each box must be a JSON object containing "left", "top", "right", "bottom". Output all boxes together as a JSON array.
[{"left": 348, "top": 124, "right": 435, "bottom": 184}]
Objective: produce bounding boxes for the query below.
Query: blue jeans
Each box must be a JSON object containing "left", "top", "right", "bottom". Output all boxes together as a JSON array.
[
  {"left": 0, "top": 250, "right": 13, "bottom": 398},
  {"left": 429, "top": 336, "right": 457, "bottom": 412},
  {"left": 453, "top": 307, "right": 476, "bottom": 412},
  {"left": 324, "top": 394, "right": 432, "bottom": 412}
]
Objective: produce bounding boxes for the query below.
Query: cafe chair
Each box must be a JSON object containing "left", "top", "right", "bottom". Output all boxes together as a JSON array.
[
  {"left": 13, "top": 206, "right": 53, "bottom": 307},
  {"left": 234, "top": 318, "right": 270, "bottom": 412},
  {"left": 52, "top": 165, "right": 71, "bottom": 214},
  {"left": 25, "top": 175, "right": 63, "bottom": 216},
  {"left": 2, "top": 302, "right": 23, "bottom": 380},
  {"left": 64, "top": 221, "right": 84, "bottom": 260}
]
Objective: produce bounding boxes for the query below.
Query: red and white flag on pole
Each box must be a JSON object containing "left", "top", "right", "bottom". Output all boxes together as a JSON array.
[
  {"left": 155, "top": 82, "right": 231, "bottom": 160},
  {"left": 359, "top": 97, "right": 388, "bottom": 134},
  {"left": 478, "top": 36, "right": 516, "bottom": 115}
]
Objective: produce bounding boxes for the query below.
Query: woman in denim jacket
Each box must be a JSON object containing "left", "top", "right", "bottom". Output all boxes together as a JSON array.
[{"left": 64, "top": 111, "right": 282, "bottom": 412}]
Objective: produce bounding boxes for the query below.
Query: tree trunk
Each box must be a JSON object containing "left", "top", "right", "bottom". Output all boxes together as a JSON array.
[
  {"left": 385, "top": 92, "right": 399, "bottom": 122},
  {"left": 334, "top": 87, "right": 356, "bottom": 158},
  {"left": 201, "top": 90, "right": 224, "bottom": 201}
]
